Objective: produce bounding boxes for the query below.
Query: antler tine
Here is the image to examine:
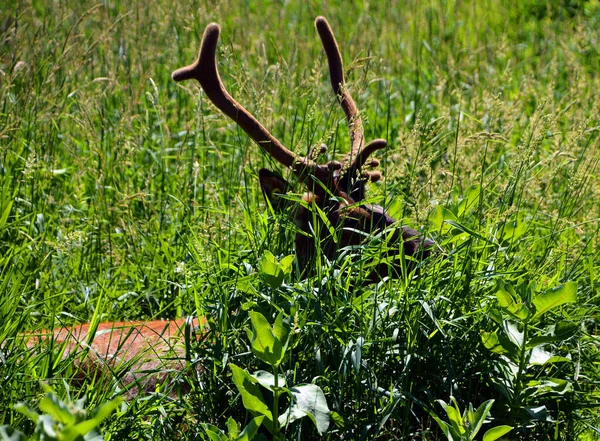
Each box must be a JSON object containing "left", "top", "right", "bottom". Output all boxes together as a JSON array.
[
  {"left": 336, "top": 138, "right": 388, "bottom": 197},
  {"left": 315, "top": 17, "right": 364, "bottom": 169},
  {"left": 349, "top": 138, "right": 387, "bottom": 176},
  {"left": 172, "top": 23, "right": 320, "bottom": 181}
]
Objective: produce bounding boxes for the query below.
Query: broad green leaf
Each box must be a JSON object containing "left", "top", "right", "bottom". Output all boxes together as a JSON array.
[
  {"left": 532, "top": 281, "right": 577, "bottom": 320},
  {"left": 59, "top": 427, "right": 83, "bottom": 441},
  {"left": 470, "top": 400, "right": 495, "bottom": 439},
  {"left": 13, "top": 404, "right": 39, "bottom": 424},
  {"left": 279, "top": 255, "right": 295, "bottom": 278},
  {"left": 465, "top": 402, "right": 475, "bottom": 430},
  {"left": 227, "top": 417, "right": 240, "bottom": 439},
  {"left": 481, "top": 331, "right": 502, "bottom": 353},
  {"left": 91, "top": 397, "right": 121, "bottom": 422},
  {"left": 249, "top": 311, "right": 285, "bottom": 366},
  {"left": 64, "top": 425, "right": 105, "bottom": 441},
  {"left": 201, "top": 423, "right": 228, "bottom": 441},
  {"left": 446, "top": 398, "right": 465, "bottom": 436},
  {"left": 272, "top": 312, "right": 291, "bottom": 351},
  {"left": 526, "top": 322, "right": 578, "bottom": 348},
  {"left": 279, "top": 384, "right": 330, "bottom": 435},
  {"left": 483, "top": 425, "right": 513, "bottom": 441},
  {"left": 501, "top": 217, "right": 527, "bottom": 243},
  {"left": 495, "top": 283, "right": 519, "bottom": 310},
  {"left": 0, "top": 425, "right": 27, "bottom": 441},
  {"left": 496, "top": 285, "right": 531, "bottom": 321},
  {"left": 525, "top": 378, "right": 572, "bottom": 395},
  {"left": 481, "top": 331, "right": 520, "bottom": 362},
  {"left": 429, "top": 205, "right": 458, "bottom": 235},
  {"left": 237, "top": 416, "right": 264, "bottom": 441},
  {"left": 70, "top": 408, "right": 120, "bottom": 440},
  {"left": 39, "top": 393, "right": 75, "bottom": 425},
  {"left": 436, "top": 399, "right": 464, "bottom": 438},
  {"left": 67, "top": 397, "right": 121, "bottom": 438},
  {"left": 235, "top": 276, "right": 259, "bottom": 295},
  {"left": 431, "top": 414, "right": 460, "bottom": 441},
  {"left": 259, "top": 250, "right": 287, "bottom": 289},
  {"left": 544, "top": 355, "right": 572, "bottom": 364},
  {"left": 252, "top": 370, "right": 287, "bottom": 391},
  {"left": 489, "top": 308, "right": 504, "bottom": 326},
  {"left": 230, "top": 364, "right": 273, "bottom": 432},
  {"left": 457, "top": 184, "right": 481, "bottom": 217},
  {"left": 330, "top": 411, "right": 344, "bottom": 428}
]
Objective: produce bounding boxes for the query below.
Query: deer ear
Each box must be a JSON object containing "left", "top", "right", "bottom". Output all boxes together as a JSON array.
[{"left": 259, "top": 168, "right": 290, "bottom": 209}]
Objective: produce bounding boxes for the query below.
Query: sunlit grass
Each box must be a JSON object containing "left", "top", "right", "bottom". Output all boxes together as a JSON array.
[{"left": 1, "top": 0, "right": 599, "bottom": 439}]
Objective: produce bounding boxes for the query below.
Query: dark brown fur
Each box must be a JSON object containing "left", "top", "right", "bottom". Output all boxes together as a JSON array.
[{"left": 259, "top": 168, "right": 434, "bottom": 280}]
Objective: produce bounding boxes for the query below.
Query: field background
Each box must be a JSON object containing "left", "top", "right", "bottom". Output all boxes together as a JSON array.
[{"left": 1, "top": 0, "right": 599, "bottom": 439}]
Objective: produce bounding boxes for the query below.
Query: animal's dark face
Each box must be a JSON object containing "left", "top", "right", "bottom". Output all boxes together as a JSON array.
[
  {"left": 258, "top": 168, "right": 290, "bottom": 212},
  {"left": 259, "top": 168, "right": 317, "bottom": 232}
]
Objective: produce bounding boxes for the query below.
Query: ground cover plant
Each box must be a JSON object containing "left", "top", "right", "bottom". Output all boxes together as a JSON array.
[{"left": 1, "top": 0, "right": 599, "bottom": 439}]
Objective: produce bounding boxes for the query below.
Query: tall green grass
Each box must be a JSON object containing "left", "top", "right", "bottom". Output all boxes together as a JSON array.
[{"left": 1, "top": 0, "right": 599, "bottom": 439}]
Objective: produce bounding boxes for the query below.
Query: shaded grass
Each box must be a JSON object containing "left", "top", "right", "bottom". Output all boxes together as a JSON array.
[{"left": 1, "top": 0, "right": 599, "bottom": 439}]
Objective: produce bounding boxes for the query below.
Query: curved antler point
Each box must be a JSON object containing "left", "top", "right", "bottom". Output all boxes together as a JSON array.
[
  {"left": 171, "top": 65, "right": 193, "bottom": 82},
  {"left": 368, "top": 171, "right": 382, "bottom": 183},
  {"left": 171, "top": 22, "right": 222, "bottom": 83},
  {"left": 367, "top": 139, "right": 388, "bottom": 150},
  {"left": 315, "top": 16, "right": 333, "bottom": 37},
  {"left": 205, "top": 22, "right": 221, "bottom": 35},
  {"left": 315, "top": 16, "right": 328, "bottom": 26},
  {"left": 201, "top": 22, "right": 221, "bottom": 53}
]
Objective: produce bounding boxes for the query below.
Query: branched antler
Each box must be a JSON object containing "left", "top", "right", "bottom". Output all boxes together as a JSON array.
[
  {"left": 314, "top": 17, "right": 363, "bottom": 162},
  {"left": 172, "top": 18, "right": 387, "bottom": 195},
  {"left": 314, "top": 17, "right": 387, "bottom": 190},
  {"left": 172, "top": 23, "right": 334, "bottom": 185}
]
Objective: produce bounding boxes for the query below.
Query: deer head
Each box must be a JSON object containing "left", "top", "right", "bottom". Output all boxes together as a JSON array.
[{"left": 172, "top": 17, "right": 434, "bottom": 280}]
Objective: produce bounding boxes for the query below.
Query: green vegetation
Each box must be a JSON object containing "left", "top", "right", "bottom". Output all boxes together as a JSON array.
[{"left": 1, "top": 0, "right": 599, "bottom": 439}]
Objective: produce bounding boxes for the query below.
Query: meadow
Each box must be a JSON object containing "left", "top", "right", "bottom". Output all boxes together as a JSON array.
[{"left": 1, "top": 0, "right": 599, "bottom": 439}]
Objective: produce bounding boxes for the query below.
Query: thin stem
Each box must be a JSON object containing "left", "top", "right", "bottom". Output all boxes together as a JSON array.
[
  {"left": 272, "top": 365, "right": 281, "bottom": 439},
  {"left": 511, "top": 320, "right": 530, "bottom": 423}
]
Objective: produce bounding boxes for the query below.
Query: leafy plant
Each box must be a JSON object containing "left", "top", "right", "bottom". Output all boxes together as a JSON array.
[
  {"left": 0, "top": 383, "right": 120, "bottom": 441},
  {"left": 430, "top": 397, "right": 512, "bottom": 441},
  {"left": 1, "top": 0, "right": 599, "bottom": 439},
  {"left": 226, "top": 311, "right": 330, "bottom": 440},
  {"left": 482, "top": 281, "right": 579, "bottom": 427},
  {"left": 201, "top": 416, "right": 264, "bottom": 441}
]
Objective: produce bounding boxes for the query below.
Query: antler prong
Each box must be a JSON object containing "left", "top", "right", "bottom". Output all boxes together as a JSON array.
[
  {"left": 315, "top": 16, "right": 364, "bottom": 169},
  {"left": 172, "top": 23, "right": 325, "bottom": 182},
  {"left": 350, "top": 138, "right": 387, "bottom": 173},
  {"left": 307, "top": 143, "right": 328, "bottom": 160}
]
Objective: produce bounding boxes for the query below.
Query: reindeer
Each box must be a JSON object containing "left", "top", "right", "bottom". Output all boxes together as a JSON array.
[{"left": 172, "top": 17, "right": 435, "bottom": 280}]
